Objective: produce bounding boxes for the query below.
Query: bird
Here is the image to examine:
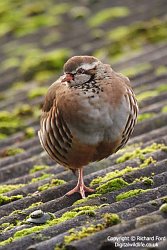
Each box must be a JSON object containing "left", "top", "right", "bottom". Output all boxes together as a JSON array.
[{"left": 38, "top": 55, "right": 138, "bottom": 198}]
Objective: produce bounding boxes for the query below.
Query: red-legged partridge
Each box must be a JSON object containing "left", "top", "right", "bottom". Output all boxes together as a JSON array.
[{"left": 38, "top": 56, "right": 138, "bottom": 198}]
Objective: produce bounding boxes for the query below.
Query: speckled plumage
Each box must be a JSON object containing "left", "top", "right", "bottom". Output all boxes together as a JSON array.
[{"left": 38, "top": 56, "right": 138, "bottom": 198}]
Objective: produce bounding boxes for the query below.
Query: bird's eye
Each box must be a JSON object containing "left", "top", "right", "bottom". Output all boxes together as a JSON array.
[{"left": 77, "top": 68, "right": 85, "bottom": 74}]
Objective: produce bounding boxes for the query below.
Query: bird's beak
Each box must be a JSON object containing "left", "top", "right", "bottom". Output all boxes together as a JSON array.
[{"left": 62, "top": 73, "right": 74, "bottom": 82}]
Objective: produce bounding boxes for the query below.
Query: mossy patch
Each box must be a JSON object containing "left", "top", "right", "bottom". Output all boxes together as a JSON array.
[
  {"left": 90, "top": 157, "right": 156, "bottom": 190},
  {"left": 30, "top": 173, "right": 54, "bottom": 183},
  {"left": 139, "top": 156, "right": 157, "bottom": 168},
  {"left": 94, "top": 19, "right": 167, "bottom": 63},
  {"left": 55, "top": 213, "right": 120, "bottom": 249},
  {"left": 38, "top": 178, "right": 66, "bottom": 191},
  {"left": 73, "top": 194, "right": 101, "bottom": 205},
  {"left": 0, "top": 194, "right": 23, "bottom": 205},
  {"left": 28, "top": 87, "right": 48, "bottom": 99},
  {"left": 136, "top": 83, "right": 167, "bottom": 102},
  {"left": 116, "top": 189, "right": 149, "bottom": 201},
  {"left": 138, "top": 112, "right": 155, "bottom": 122},
  {"left": 0, "top": 111, "right": 24, "bottom": 137},
  {"left": 70, "top": 6, "right": 90, "bottom": 19},
  {"left": 133, "top": 176, "right": 154, "bottom": 186},
  {"left": 0, "top": 222, "right": 15, "bottom": 233},
  {"left": 88, "top": 7, "right": 130, "bottom": 27},
  {"left": 121, "top": 63, "right": 152, "bottom": 78},
  {"left": 1, "top": 147, "right": 25, "bottom": 157},
  {"left": 29, "top": 165, "right": 49, "bottom": 174},
  {"left": 24, "top": 127, "right": 35, "bottom": 139},
  {"left": 0, "top": 1, "right": 71, "bottom": 38},
  {"left": 0, "top": 205, "right": 100, "bottom": 246},
  {"left": 159, "top": 203, "right": 167, "bottom": 213},
  {"left": 136, "top": 90, "right": 158, "bottom": 102},
  {"left": 110, "top": 18, "right": 167, "bottom": 49},
  {"left": 20, "top": 48, "right": 71, "bottom": 81},
  {"left": 90, "top": 166, "right": 139, "bottom": 187},
  {"left": 14, "top": 104, "right": 34, "bottom": 117},
  {"left": 161, "top": 105, "right": 167, "bottom": 113},
  {"left": 27, "top": 202, "right": 44, "bottom": 209},
  {"left": 116, "top": 143, "right": 166, "bottom": 163},
  {"left": 0, "top": 133, "right": 7, "bottom": 140},
  {"left": 155, "top": 65, "right": 167, "bottom": 76},
  {"left": 0, "top": 184, "right": 25, "bottom": 194},
  {"left": 96, "top": 178, "right": 129, "bottom": 195}
]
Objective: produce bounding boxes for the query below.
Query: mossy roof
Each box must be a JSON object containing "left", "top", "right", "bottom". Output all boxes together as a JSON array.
[{"left": 0, "top": 0, "right": 167, "bottom": 249}]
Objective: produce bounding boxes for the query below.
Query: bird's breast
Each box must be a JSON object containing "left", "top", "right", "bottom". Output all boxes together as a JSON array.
[{"left": 58, "top": 84, "right": 130, "bottom": 146}]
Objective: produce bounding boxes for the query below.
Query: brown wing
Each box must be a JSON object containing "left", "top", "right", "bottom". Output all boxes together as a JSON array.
[
  {"left": 116, "top": 86, "right": 138, "bottom": 151},
  {"left": 38, "top": 83, "right": 73, "bottom": 167}
]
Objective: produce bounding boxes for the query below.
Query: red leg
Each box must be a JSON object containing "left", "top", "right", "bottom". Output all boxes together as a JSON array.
[{"left": 65, "top": 168, "right": 94, "bottom": 198}]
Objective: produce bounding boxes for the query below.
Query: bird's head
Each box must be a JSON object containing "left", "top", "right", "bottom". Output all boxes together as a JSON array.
[{"left": 62, "top": 56, "right": 100, "bottom": 86}]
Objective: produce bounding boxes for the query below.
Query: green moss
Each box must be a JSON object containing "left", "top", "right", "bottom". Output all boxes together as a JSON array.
[
  {"left": 90, "top": 166, "right": 138, "bottom": 187},
  {"left": 139, "top": 156, "right": 156, "bottom": 168},
  {"left": 73, "top": 194, "right": 101, "bottom": 205},
  {"left": 21, "top": 48, "right": 71, "bottom": 81},
  {"left": 161, "top": 105, "right": 167, "bottom": 113},
  {"left": 136, "top": 90, "right": 158, "bottom": 102},
  {"left": 49, "top": 3, "right": 71, "bottom": 15},
  {"left": 109, "top": 26, "right": 129, "bottom": 41},
  {"left": 14, "top": 104, "right": 34, "bottom": 117},
  {"left": 70, "top": 6, "right": 90, "bottom": 19},
  {"left": 62, "top": 213, "right": 120, "bottom": 246},
  {"left": 159, "top": 203, "right": 167, "bottom": 213},
  {"left": 103, "top": 213, "right": 121, "bottom": 226},
  {"left": 30, "top": 173, "right": 54, "bottom": 183},
  {"left": 29, "top": 165, "right": 49, "bottom": 174},
  {"left": 141, "top": 176, "right": 154, "bottom": 185},
  {"left": 0, "top": 184, "right": 25, "bottom": 194},
  {"left": 0, "top": 222, "right": 14, "bottom": 232},
  {"left": 107, "top": 19, "right": 167, "bottom": 58},
  {"left": 38, "top": 178, "right": 66, "bottom": 191},
  {"left": 0, "top": 2, "right": 63, "bottom": 37},
  {"left": 96, "top": 178, "right": 129, "bottom": 195},
  {"left": 133, "top": 176, "right": 154, "bottom": 186},
  {"left": 0, "top": 237, "right": 14, "bottom": 246},
  {"left": 138, "top": 112, "right": 155, "bottom": 122},
  {"left": 0, "top": 194, "right": 23, "bottom": 205},
  {"left": 156, "top": 83, "right": 167, "bottom": 93},
  {"left": 89, "top": 156, "right": 156, "bottom": 198},
  {"left": 64, "top": 224, "right": 104, "bottom": 244},
  {"left": 116, "top": 143, "right": 166, "bottom": 163},
  {"left": 155, "top": 66, "right": 167, "bottom": 76},
  {"left": 136, "top": 83, "right": 167, "bottom": 102},
  {"left": 121, "top": 63, "right": 152, "bottom": 78},
  {"left": 9, "top": 209, "right": 26, "bottom": 217},
  {"left": 2, "top": 57, "right": 20, "bottom": 70},
  {"left": 0, "top": 205, "right": 100, "bottom": 246},
  {"left": 27, "top": 202, "right": 44, "bottom": 209},
  {"left": 161, "top": 197, "right": 167, "bottom": 203},
  {"left": 11, "top": 81, "right": 25, "bottom": 90},
  {"left": 88, "top": 7, "right": 129, "bottom": 27},
  {"left": 24, "top": 127, "right": 35, "bottom": 139},
  {"left": 116, "top": 189, "right": 149, "bottom": 201},
  {"left": 0, "top": 111, "right": 24, "bottom": 136},
  {"left": 0, "top": 133, "right": 7, "bottom": 140},
  {"left": 28, "top": 87, "right": 48, "bottom": 99},
  {"left": 34, "top": 70, "right": 55, "bottom": 83},
  {"left": 1, "top": 147, "right": 25, "bottom": 157}
]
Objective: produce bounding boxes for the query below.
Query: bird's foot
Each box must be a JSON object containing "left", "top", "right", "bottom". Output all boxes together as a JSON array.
[{"left": 66, "top": 184, "right": 94, "bottom": 199}]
